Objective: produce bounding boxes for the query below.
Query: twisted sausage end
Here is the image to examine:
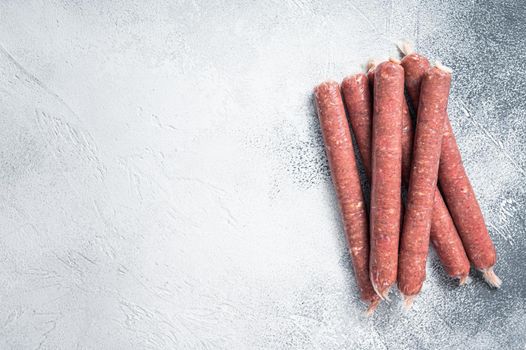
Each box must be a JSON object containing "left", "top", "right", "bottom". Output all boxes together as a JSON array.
[{"left": 481, "top": 267, "right": 502, "bottom": 288}]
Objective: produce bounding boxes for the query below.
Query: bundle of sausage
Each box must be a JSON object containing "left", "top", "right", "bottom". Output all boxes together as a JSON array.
[{"left": 314, "top": 42, "right": 500, "bottom": 314}]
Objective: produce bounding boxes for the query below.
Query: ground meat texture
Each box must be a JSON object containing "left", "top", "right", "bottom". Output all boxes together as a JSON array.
[
  {"left": 344, "top": 69, "right": 405, "bottom": 235},
  {"left": 429, "top": 193, "right": 471, "bottom": 279},
  {"left": 398, "top": 66, "right": 450, "bottom": 302},
  {"left": 369, "top": 61, "right": 404, "bottom": 300},
  {"left": 439, "top": 116, "right": 501, "bottom": 287},
  {"left": 314, "top": 81, "right": 381, "bottom": 312},
  {"left": 401, "top": 55, "right": 471, "bottom": 284},
  {"left": 366, "top": 65, "right": 413, "bottom": 183},
  {"left": 401, "top": 53, "right": 431, "bottom": 109},
  {"left": 367, "top": 65, "right": 470, "bottom": 285},
  {"left": 341, "top": 73, "right": 373, "bottom": 178}
]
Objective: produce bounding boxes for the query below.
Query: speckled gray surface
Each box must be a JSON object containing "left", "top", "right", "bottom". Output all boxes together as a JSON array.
[{"left": 0, "top": 1, "right": 525, "bottom": 349}]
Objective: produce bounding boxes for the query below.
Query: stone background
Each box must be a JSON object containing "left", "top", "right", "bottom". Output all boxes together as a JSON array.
[{"left": 0, "top": 1, "right": 524, "bottom": 348}]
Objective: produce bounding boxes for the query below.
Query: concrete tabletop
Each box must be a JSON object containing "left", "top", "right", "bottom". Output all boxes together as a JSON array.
[{"left": 0, "top": 1, "right": 524, "bottom": 349}]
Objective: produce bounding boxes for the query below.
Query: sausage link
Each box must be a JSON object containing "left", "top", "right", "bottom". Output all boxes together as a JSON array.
[
  {"left": 369, "top": 61, "right": 404, "bottom": 300},
  {"left": 341, "top": 73, "right": 373, "bottom": 178},
  {"left": 401, "top": 54, "right": 471, "bottom": 283},
  {"left": 429, "top": 193, "right": 471, "bottom": 279},
  {"left": 401, "top": 53, "right": 430, "bottom": 109},
  {"left": 366, "top": 63, "right": 413, "bottom": 184},
  {"left": 314, "top": 81, "right": 381, "bottom": 312},
  {"left": 440, "top": 116, "right": 500, "bottom": 287},
  {"left": 364, "top": 64, "right": 407, "bottom": 232},
  {"left": 398, "top": 66, "right": 449, "bottom": 303},
  {"left": 351, "top": 64, "right": 469, "bottom": 283},
  {"left": 402, "top": 51, "right": 499, "bottom": 287}
]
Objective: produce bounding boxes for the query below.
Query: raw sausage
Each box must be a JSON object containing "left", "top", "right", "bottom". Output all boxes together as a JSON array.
[
  {"left": 314, "top": 81, "right": 381, "bottom": 313},
  {"left": 343, "top": 66, "right": 405, "bottom": 236},
  {"left": 398, "top": 42, "right": 432, "bottom": 109},
  {"left": 341, "top": 73, "right": 373, "bottom": 178},
  {"left": 400, "top": 47, "right": 471, "bottom": 284},
  {"left": 400, "top": 44, "right": 499, "bottom": 287},
  {"left": 429, "top": 192, "right": 471, "bottom": 280},
  {"left": 352, "top": 61, "right": 469, "bottom": 284},
  {"left": 398, "top": 65, "right": 449, "bottom": 305},
  {"left": 365, "top": 60, "right": 408, "bottom": 234},
  {"left": 366, "top": 60, "right": 413, "bottom": 182},
  {"left": 369, "top": 60, "right": 404, "bottom": 300},
  {"left": 440, "top": 114, "right": 500, "bottom": 287}
]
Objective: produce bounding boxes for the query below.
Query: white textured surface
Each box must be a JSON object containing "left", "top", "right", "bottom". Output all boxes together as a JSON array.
[{"left": 0, "top": 1, "right": 525, "bottom": 349}]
